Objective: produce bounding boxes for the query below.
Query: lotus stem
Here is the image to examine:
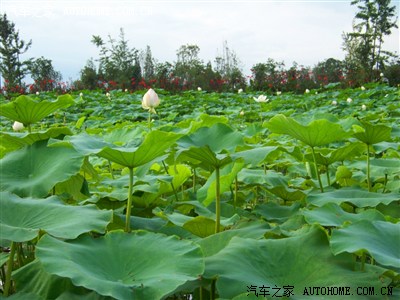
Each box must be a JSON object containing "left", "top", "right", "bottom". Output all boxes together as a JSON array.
[
  {"left": 366, "top": 144, "right": 371, "bottom": 192},
  {"left": 193, "top": 168, "right": 196, "bottom": 193},
  {"left": 326, "top": 165, "right": 331, "bottom": 186},
  {"left": 215, "top": 167, "right": 221, "bottom": 234},
  {"left": 4, "top": 241, "right": 16, "bottom": 296},
  {"left": 311, "top": 147, "right": 324, "bottom": 193},
  {"left": 27, "top": 124, "right": 32, "bottom": 133},
  {"left": 125, "top": 167, "right": 134, "bottom": 232},
  {"left": 234, "top": 176, "right": 238, "bottom": 211},
  {"left": 148, "top": 111, "right": 152, "bottom": 131}
]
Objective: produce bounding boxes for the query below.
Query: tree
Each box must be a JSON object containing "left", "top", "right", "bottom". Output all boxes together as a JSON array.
[
  {"left": 0, "top": 14, "right": 32, "bottom": 90},
  {"left": 80, "top": 59, "right": 98, "bottom": 90},
  {"left": 215, "top": 41, "right": 245, "bottom": 90},
  {"left": 344, "top": 0, "right": 398, "bottom": 80},
  {"left": 174, "top": 44, "right": 204, "bottom": 88},
  {"left": 140, "top": 45, "right": 155, "bottom": 81},
  {"left": 250, "top": 58, "right": 285, "bottom": 91},
  {"left": 27, "top": 56, "right": 62, "bottom": 91},
  {"left": 91, "top": 28, "right": 141, "bottom": 89},
  {"left": 313, "top": 58, "right": 344, "bottom": 86}
]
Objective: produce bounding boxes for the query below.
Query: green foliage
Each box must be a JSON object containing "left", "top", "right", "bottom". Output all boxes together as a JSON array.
[{"left": 0, "top": 85, "right": 398, "bottom": 299}]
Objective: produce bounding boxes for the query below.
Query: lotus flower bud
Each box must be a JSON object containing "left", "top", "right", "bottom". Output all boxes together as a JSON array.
[
  {"left": 346, "top": 98, "right": 352, "bottom": 103},
  {"left": 197, "top": 87, "right": 202, "bottom": 91},
  {"left": 276, "top": 91, "right": 282, "bottom": 96},
  {"left": 238, "top": 89, "right": 243, "bottom": 94},
  {"left": 361, "top": 104, "right": 367, "bottom": 111},
  {"left": 12, "top": 121, "right": 24, "bottom": 131},
  {"left": 332, "top": 100, "right": 337, "bottom": 106},
  {"left": 361, "top": 86, "right": 365, "bottom": 91},
  {"left": 142, "top": 88, "right": 160, "bottom": 114},
  {"left": 305, "top": 89, "right": 310, "bottom": 94}
]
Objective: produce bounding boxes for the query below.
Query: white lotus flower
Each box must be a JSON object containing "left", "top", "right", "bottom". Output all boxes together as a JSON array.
[
  {"left": 12, "top": 121, "right": 24, "bottom": 131},
  {"left": 106, "top": 92, "right": 110, "bottom": 97},
  {"left": 380, "top": 73, "right": 384, "bottom": 77},
  {"left": 240, "top": 110, "right": 245, "bottom": 116},
  {"left": 125, "top": 89, "right": 128, "bottom": 92},
  {"left": 79, "top": 92, "right": 83, "bottom": 97},
  {"left": 347, "top": 98, "right": 352, "bottom": 103},
  {"left": 315, "top": 92, "right": 318, "bottom": 95},
  {"left": 361, "top": 86, "right": 365, "bottom": 91},
  {"left": 361, "top": 104, "right": 367, "bottom": 111},
  {"left": 36, "top": 91, "right": 39, "bottom": 95},
  {"left": 197, "top": 87, "right": 202, "bottom": 91},
  {"left": 305, "top": 89, "right": 310, "bottom": 94},
  {"left": 238, "top": 88, "right": 243, "bottom": 94},
  {"left": 332, "top": 100, "right": 337, "bottom": 106},
  {"left": 142, "top": 88, "right": 160, "bottom": 114},
  {"left": 276, "top": 91, "right": 282, "bottom": 96},
  {"left": 253, "top": 95, "right": 269, "bottom": 103}
]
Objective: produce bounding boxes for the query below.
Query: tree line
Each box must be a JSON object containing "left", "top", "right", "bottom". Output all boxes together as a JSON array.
[{"left": 0, "top": 0, "right": 398, "bottom": 96}]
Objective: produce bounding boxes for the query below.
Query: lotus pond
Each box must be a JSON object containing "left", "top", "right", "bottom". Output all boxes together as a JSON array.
[{"left": 0, "top": 84, "right": 399, "bottom": 299}]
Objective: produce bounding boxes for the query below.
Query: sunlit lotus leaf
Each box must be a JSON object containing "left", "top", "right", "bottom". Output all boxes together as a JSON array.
[
  {"left": 66, "top": 130, "right": 180, "bottom": 168},
  {"left": 0, "top": 140, "right": 84, "bottom": 197},
  {"left": 0, "top": 127, "right": 73, "bottom": 158},
  {"left": 0, "top": 95, "right": 74, "bottom": 125},
  {"left": 177, "top": 123, "right": 243, "bottom": 171},
  {"left": 266, "top": 114, "right": 349, "bottom": 147},
  {"left": 352, "top": 121, "right": 392, "bottom": 145},
  {"left": 306, "top": 188, "right": 400, "bottom": 208},
  {"left": 0, "top": 191, "right": 112, "bottom": 242},
  {"left": 303, "top": 203, "right": 386, "bottom": 227},
  {"left": 204, "top": 226, "right": 389, "bottom": 299},
  {"left": 36, "top": 231, "right": 204, "bottom": 300},
  {"left": 331, "top": 220, "right": 400, "bottom": 268}
]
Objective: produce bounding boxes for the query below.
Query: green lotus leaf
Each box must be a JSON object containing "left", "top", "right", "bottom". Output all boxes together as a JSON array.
[
  {"left": 254, "top": 202, "right": 301, "bottom": 222},
  {"left": 304, "top": 142, "right": 365, "bottom": 166},
  {"left": 183, "top": 216, "right": 217, "bottom": 238},
  {"left": 205, "top": 225, "right": 389, "bottom": 299},
  {"left": 13, "top": 259, "right": 114, "bottom": 300},
  {"left": 352, "top": 121, "right": 392, "bottom": 145},
  {"left": 0, "top": 95, "right": 74, "bottom": 125},
  {"left": 303, "top": 203, "right": 386, "bottom": 227},
  {"left": 177, "top": 123, "right": 243, "bottom": 170},
  {"left": 0, "top": 140, "right": 84, "bottom": 197},
  {"left": 0, "top": 127, "right": 73, "bottom": 158},
  {"left": 36, "top": 231, "right": 204, "bottom": 300},
  {"left": 266, "top": 114, "right": 349, "bottom": 147},
  {"left": 331, "top": 220, "right": 400, "bottom": 269},
  {"left": 306, "top": 188, "right": 400, "bottom": 208},
  {"left": 0, "top": 191, "right": 112, "bottom": 242},
  {"left": 67, "top": 130, "right": 180, "bottom": 168},
  {"left": 197, "top": 161, "right": 244, "bottom": 206},
  {"left": 231, "top": 146, "right": 281, "bottom": 167}
]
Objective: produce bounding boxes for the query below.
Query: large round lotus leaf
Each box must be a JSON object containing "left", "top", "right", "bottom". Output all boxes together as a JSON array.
[
  {"left": 266, "top": 114, "right": 349, "bottom": 147},
  {"left": 352, "top": 121, "right": 392, "bottom": 145},
  {"left": 66, "top": 130, "right": 180, "bottom": 168},
  {"left": 331, "top": 220, "right": 400, "bottom": 269},
  {"left": 303, "top": 203, "right": 386, "bottom": 227},
  {"left": 0, "top": 95, "right": 74, "bottom": 125},
  {"left": 204, "top": 226, "right": 389, "bottom": 299},
  {"left": 0, "top": 127, "right": 73, "bottom": 158},
  {"left": 0, "top": 140, "right": 84, "bottom": 197},
  {"left": 306, "top": 188, "right": 400, "bottom": 208},
  {"left": 0, "top": 192, "right": 112, "bottom": 242},
  {"left": 36, "top": 231, "right": 204, "bottom": 300},
  {"left": 13, "top": 259, "right": 112, "bottom": 300}
]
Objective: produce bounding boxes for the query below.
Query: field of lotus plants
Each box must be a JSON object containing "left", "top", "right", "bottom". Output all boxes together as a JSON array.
[{"left": 0, "top": 84, "right": 399, "bottom": 299}]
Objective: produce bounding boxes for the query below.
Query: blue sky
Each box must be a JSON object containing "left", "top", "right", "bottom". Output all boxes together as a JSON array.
[{"left": 1, "top": 0, "right": 399, "bottom": 82}]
